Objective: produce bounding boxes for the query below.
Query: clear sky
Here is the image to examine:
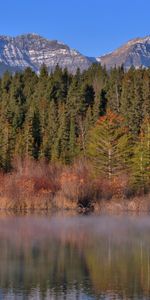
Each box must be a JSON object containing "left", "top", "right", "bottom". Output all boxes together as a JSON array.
[{"left": 1, "top": 0, "right": 150, "bottom": 57}]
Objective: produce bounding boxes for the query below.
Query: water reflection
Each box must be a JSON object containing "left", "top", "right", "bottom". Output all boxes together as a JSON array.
[{"left": 0, "top": 215, "right": 150, "bottom": 299}]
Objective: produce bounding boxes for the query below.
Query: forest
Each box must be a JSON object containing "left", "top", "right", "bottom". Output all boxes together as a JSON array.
[{"left": 0, "top": 64, "right": 150, "bottom": 211}]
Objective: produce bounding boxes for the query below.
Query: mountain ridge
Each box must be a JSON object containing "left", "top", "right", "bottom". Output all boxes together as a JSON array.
[
  {"left": 0, "top": 33, "right": 150, "bottom": 75},
  {"left": 0, "top": 33, "right": 92, "bottom": 75},
  {"left": 98, "top": 35, "right": 150, "bottom": 69}
]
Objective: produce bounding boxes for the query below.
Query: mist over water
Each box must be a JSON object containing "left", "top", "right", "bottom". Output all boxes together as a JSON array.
[{"left": 0, "top": 214, "right": 150, "bottom": 299}]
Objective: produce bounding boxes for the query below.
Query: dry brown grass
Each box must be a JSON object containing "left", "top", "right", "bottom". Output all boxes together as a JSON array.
[
  {"left": 0, "top": 158, "right": 149, "bottom": 212},
  {"left": 0, "top": 158, "right": 61, "bottom": 210}
]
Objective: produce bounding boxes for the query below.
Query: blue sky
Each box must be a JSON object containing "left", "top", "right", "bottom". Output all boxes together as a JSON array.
[{"left": 1, "top": 0, "right": 150, "bottom": 57}]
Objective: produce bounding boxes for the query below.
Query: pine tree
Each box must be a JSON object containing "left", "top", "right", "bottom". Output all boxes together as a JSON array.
[
  {"left": 0, "top": 120, "right": 14, "bottom": 171},
  {"left": 121, "top": 68, "right": 143, "bottom": 136},
  {"left": 131, "top": 116, "right": 150, "bottom": 190},
  {"left": 20, "top": 106, "right": 34, "bottom": 159},
  {"left": 32, "top": 109, "right": 41, "bottom": 159},
  {"left": 40, "top": 100, "right": 58, "bottom": 160},
  {"left": 52, "top": 103, "right": 69, "bottom": 163},
  {"left": 142, "top": 69, "right": 150, "bottom": 118},
  {"left": 107, "top": 66, "right": 124, "bottom": 113},
  {"left": 87, "top": 110, "right": 130, "bottom": 180},
  {"left": 69, "top": 115, "right": 77, "bottom": 160}
]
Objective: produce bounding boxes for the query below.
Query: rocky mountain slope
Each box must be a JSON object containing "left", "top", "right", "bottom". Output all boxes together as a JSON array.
[
  {"left": 0, "top": 34, "right": 93, "bottom": 75},
  {"left": 1, "top": 34, "right": 150, "bottom": 75},
  {"left": 98, "top": 36, "right": 150, "bottom": 69}
]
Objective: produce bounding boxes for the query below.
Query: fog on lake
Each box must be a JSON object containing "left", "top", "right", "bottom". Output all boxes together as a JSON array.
[{"left": 0, "top": 214, "right": 150, "bottom": 299}]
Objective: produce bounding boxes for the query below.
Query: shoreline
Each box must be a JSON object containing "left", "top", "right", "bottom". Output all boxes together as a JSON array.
[
  {"left": 0, "top": 194, "right": 150, "bottom": 214},
  {"left": 0, "top": 159, "right": 150, "bottom": 215}
]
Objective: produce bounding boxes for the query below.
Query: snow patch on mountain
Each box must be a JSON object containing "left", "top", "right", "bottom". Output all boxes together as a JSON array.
[
  {"left": 0, "top": 34, "right": 92, "bottom": 75},
  {"left": 98, "top": 35, "right": 150, "bottom": 69}
]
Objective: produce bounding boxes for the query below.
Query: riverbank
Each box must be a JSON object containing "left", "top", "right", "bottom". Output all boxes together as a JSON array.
[
  {"left": 0, "top": 185, "right": 150, "bottom": 213},
  {"left": 0, "top": 159, "right": 150, "bottom": 213},
  {"left": 0, "top": 194, "right": 150, "bottom": 213},
  {"left": 94, "top": 195, "right": 150, "bottom": 213}
]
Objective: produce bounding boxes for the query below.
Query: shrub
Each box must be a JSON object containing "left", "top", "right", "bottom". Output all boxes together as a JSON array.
[{"left": 60, "top": 159, "right": 96, "bottom": 208}]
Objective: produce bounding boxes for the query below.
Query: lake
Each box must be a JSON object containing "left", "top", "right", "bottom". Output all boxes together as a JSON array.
[{"left": 0, "top": 213, "right": 150, "bottom": 299}]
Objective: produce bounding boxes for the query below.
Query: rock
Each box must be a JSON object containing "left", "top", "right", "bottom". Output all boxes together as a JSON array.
[
  {"left": 0, "top": 34, "right": 92, "bottom": 75},
  {"left": 98, "top": 36, "right": 150, "bottom": 69}
]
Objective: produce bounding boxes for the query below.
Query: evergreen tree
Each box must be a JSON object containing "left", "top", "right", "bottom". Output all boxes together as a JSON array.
[
  {"left": 40, "top": 100, "right": 58, "bottom": 160},
  {"left": 87, "top": 110, "right": 130, "bottom": 180},
  {"left": 69, "top": 115, "right": 77, "bottom": 160},
  {"left": 121, "top": 68, "right": 143, "bottom": 136},
  {"left": 0, "top": 120, "right": 14, "bottom": 171},
  {"left": 18, "top": 106, "right": 34, "bottom": 159},
  {"left": 107, "top": 66, "right": 124, "bottom": 113},
  {"left": 52, "top": 103, "right": 69, "bottom": 163},
  {"left": 131, "top": 116, "right": 150, "bottom": 190},
  {"left": 142, "top": 69, "right": 150, "bottom": 117}
]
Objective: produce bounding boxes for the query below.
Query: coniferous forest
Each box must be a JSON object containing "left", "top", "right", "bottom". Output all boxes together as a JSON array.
[{"left": 0, "top": 64, "right": 150, "bottom": 211}]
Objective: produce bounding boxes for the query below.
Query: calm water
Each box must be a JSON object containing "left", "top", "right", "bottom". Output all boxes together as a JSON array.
[{"left": 0, "top": 214, "right": 150, "bottom": 299}]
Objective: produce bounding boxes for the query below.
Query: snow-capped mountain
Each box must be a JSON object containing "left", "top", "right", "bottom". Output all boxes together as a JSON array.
[
  {"left": 1, "top": 34, "right": 150, "bottom": 75},
  {"left": 0, "top": 34, "right": 93, "bottom": 75},
  {"left": 98, "top": 36, "right": 150, "bottom": 69}
]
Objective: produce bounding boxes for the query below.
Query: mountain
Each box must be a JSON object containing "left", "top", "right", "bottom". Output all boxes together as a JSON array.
[
  {"left": 1, "top": 34, "right": 150, "bottom": 75},
  {"left": 98, "top": 36, "right": 150, "bottom": 69},
  {"left": 0, "top": 34, "right": 93, "bottom": 75}
]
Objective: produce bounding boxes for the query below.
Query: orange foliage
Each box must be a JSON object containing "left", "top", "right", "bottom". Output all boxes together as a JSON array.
[
  {"left": 0, "top": 157, "right": 144, "bottom": 212},
  {"left": 97, "top": 110, "right": 124, "bottom": 125}
]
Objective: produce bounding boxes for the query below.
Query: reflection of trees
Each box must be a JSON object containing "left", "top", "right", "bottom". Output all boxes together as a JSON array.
[
  {"left": 0, "top": 240, "right": 89, "bottom": 297},
  {"left": 0, "top": 217, "right": 92, "bottom": 299},
  {"left": 84, "top": 238, "right": 150, "bottom": 298},
  {"left": 0, "top": 217, "right": 150, "bottom": 299}
]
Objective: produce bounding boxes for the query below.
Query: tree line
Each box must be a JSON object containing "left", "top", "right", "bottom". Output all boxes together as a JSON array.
[{"left": 0, "top": 64, "right": 150, "bottom": 191}]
